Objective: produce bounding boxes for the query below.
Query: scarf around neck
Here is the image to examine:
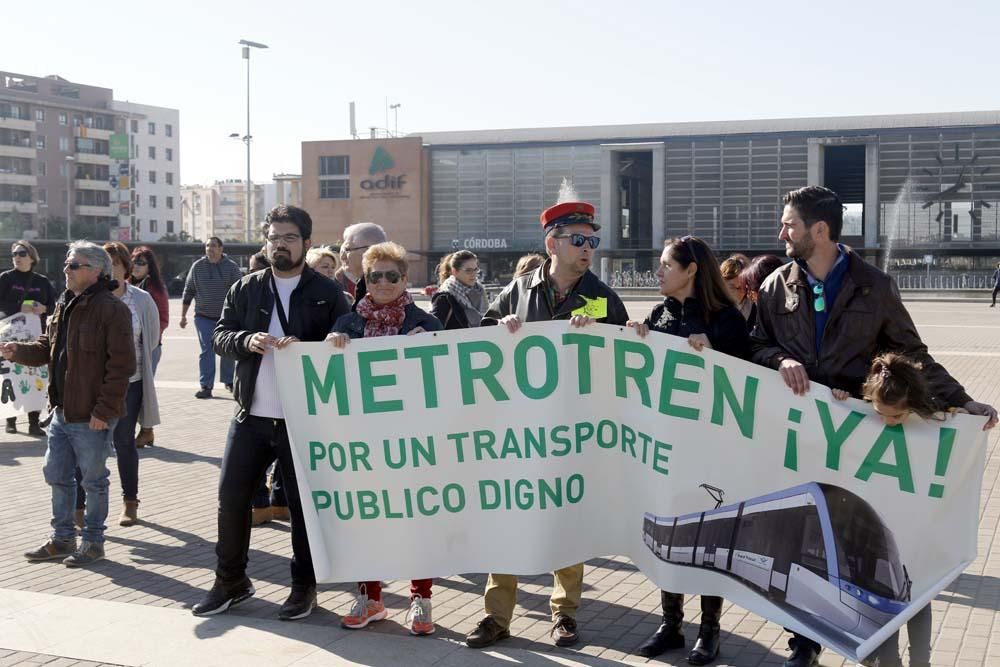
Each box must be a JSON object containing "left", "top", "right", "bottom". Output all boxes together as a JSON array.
[
  {"left": 356, "top": 291, "right": 413, "bottom": 337},
  {"left": 439, "top": 276, "right": 485, "bottom": 326}
]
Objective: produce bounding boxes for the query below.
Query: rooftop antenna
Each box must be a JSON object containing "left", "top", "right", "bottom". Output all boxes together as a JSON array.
[{"left": 349, "top": 102, "right": 357, "bottom": 139}]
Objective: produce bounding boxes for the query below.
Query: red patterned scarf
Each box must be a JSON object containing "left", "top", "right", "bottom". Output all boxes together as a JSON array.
[{"left": 356, "top": 291, "right": 413, "bottom": 337}]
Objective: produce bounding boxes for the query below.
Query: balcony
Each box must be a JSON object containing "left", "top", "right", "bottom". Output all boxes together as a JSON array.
[
  {"left": 0, "top": 173, "right": 36, "bottom": 186},
  {"left": 76, "top": 203, "right": 116, "bottom": 217},
  {"left": 75, "top": 126, "right": 113, "bottom": 141},
  {"left": 0, "top": 202, "right": 38, "bottom": 214},
  {"left": 75, "top": 152, "right": 111, "bottom": 165},
  {"left": 0, "top": 144, "right": 35, "bottom": 159},
  {"left": 76, "top": 178, "right": 113, "bottom": 191},
  {"left": 0, "top": 117, "right": 36, "bottom": 132}
]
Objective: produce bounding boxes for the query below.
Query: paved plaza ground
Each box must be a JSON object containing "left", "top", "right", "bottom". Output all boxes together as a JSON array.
[{"left": 1, "top": 298, "right": 999, "bottom": 667}]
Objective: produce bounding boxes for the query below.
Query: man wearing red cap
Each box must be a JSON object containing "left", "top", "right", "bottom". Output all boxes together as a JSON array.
[{"left": 466, "top": 193, "right": 628, "bottom": 650}]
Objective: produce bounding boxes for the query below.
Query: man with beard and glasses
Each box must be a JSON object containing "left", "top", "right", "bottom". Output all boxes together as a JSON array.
[
  {"left": 750, "top": 185, "right": 997, "bottom": 667},
  {"left": 192, "top": 205, "right": 350, "bottom": 621}
]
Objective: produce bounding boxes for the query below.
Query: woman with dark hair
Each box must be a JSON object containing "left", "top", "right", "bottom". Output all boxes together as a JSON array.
[
  {"left": 327, "top": 241, "right": 442, "bottom": 636},
  {"left": 628, "top": 236, "right": 750, "bottom": 665},
  {"left": 739, "top": 254, "right": 785, "bottom": 331},
  {"left": 129, "top": 246, "right": 168, "bottom": 448},
  {"left": 430, "top": 250, "right": 486, "bottom": 329},
  {"left": 0, "top": 240, "right": 55, "bottom": 435},
  {"left": 76, "top": 243, "right": 160, "bottom": 527}
]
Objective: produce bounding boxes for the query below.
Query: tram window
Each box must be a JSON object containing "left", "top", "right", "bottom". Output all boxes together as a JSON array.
[
  {"left": 674, "top": 521, "right": 700, "bottom": 548},
  {"left": 700, "top": 517, "right": 735, "bottom": 550},
  {"left": 799, "top": 514, "right": 827, "bottom": 576},
  {"left": 824, "top": 486, "right": 905, "bottom": 599}
]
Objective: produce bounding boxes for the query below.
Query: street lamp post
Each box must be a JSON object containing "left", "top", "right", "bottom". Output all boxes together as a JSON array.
[
  {"left": 238, "top": 38, "right": 268, "bottom": 244},
  {"left": 65, "top": 155, "right": 75, "bottom": 241}
]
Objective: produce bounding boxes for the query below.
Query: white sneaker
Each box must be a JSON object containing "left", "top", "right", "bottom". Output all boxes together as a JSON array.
[{"left": 406, "top": 595, "right": 435, "bottom": 636}]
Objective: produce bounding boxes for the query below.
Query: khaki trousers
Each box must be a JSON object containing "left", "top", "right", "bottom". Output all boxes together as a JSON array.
[{"left": 483, "top": 563, "right": 584, "bottom": 630}]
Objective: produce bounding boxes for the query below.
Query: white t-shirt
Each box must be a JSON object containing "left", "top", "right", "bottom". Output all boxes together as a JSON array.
[{"left": 250, "top": 274, "right": 300, "bottom": 419}]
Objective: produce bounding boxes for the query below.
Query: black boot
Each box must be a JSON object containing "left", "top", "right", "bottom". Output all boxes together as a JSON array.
[
  {"left": 636, "top": 591, "right": 685, "bottom": 658},
  {"left": 687, "top": 595, "right": 722, "bottom": 665}
]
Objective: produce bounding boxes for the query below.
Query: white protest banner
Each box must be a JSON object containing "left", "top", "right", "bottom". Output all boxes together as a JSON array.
[
  {"left": 275, "top": 322, "right": 986, "bottom": 662},
  {"left": 0, "top": 313, "right": 48, "bottom": 420}
]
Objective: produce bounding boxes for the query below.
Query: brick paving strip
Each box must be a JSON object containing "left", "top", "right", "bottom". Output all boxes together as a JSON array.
[{"left": 1, "top": 299, "right": 998, "bottom": 666}]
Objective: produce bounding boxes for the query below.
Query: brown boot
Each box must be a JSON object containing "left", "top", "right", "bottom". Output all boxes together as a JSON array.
[
  {"left": 136, "top": 428, "right": 154, "bottom": 448},
  {"left": 251, "top": 507, "right": 272, "bottom": 526},
  {"left": 119, "top": 500, "right": 139, "bottom": 526},
  {"left": 271, "top": 505, "right": 291, "bottom": 521},
  {"left": 74, "top": 508, "right": 85, "bottom": 529}
]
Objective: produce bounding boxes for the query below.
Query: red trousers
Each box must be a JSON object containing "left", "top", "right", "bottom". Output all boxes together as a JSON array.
[{"left": 360, "top": 579, "right": 433, "bottom": 601}]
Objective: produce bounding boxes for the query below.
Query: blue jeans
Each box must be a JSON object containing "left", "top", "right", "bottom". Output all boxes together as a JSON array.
[
  {"left": 44, "top": 409, "right": 117, "bottom": 544},
  {"left": 76, "top": 380, "right": 143, "bottom": 504},
  {"left": 152, "top": 343, "right": 162, "bottom": 375},
  {"left": 195, "top": 315, "right": 233, "bottom": 389}
]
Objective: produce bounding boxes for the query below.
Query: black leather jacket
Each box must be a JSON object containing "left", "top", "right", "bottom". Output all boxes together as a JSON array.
[
  {"left": 483, "top": 260, "right": 629, "bottom": 325},
  {"left": 213, "top": 266, "right": 351, "bottom": 419},
  {"left": 645, "top": 297, "right": 751, "bottom": 360}
]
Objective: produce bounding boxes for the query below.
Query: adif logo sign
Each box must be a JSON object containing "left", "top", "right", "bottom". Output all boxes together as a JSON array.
[{"left": 362, "top": 147, "right": 406, "bottom": 190}]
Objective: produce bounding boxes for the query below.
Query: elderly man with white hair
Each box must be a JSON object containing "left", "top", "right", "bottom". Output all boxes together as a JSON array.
[
  {"left": 1, "top": 241, "right": 134, "bottom": 567},
  {"left": 335, "top": 221, "right": 387, "bottom": 303}
]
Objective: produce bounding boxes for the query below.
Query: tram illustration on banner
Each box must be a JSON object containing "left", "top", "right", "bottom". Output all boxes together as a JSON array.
[{"left": 643, "top": 482, "right": 912, "bottom": 651}]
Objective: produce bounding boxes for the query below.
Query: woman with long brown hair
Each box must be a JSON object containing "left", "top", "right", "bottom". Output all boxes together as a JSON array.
[
  {"left": 430, "top": 250, "right": 486, "bottom": 329},
  {"left": 129, "top": 246, "right": 168, "bottom": 448},
  {"left": 628, "top": 236, "right": 750, "bottom": 665}
]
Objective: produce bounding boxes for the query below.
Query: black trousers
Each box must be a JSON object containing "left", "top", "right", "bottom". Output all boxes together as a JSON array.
[
  {"left": 215, "top": 416, "right": 314, "bottom": 588},
  {"left": 993, "top": 286, "right": 1000, "bottom": 305}
]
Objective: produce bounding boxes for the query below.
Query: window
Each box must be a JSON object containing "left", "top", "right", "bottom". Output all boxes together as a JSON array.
[
  {"left": 165, "top": 172, "right": 173, "bottom": 185},
  {"left": 58, "top": 162, "right": 66, "bottom": 177},
  {"left": 320, "top": 179, "right": 350, "bottom": 199},
  {"left": 130, "top": 119, "right": 138, "bottom": 133},
  {"left": 148, "top": 170, "right": 156, "bottom": 184},
  {"left": 165, "top": 148, "right": 173, "bottom": 161},
  {"left": 38, "top": 161, "right": 46, "bottom": 176},
  {"left": 134, "top": 144, "right": 139, "bottom": 159},
  {"left": 35, "top": 135, "right": 45, "bottom": 149},
  {"left": 150, "top": 219, "right": 158, "bottom": 233},
  {"left": 165, "top": 124, "right": 173, "bottom": 138},
  {"left": 167, "top": 220, "right": 174, "bottom": 234},
  {"left": 320, "top": 155, "right": 350, "bottom": 175},
  {"left": 38, "top": 188, "right": 47, "bottom": 204},
  {"left": 149, "top": 195, "right": 157, "bottom": 208},
  {"left": 166, "top": 196, "right": 174, "bottom": 209},
  {"left": 319, "top": 155, "right": 350, "bottom": 199},
  {"left": 58, "top": 112, "right": 67, "bottom": 126},
  {"left": 148, "top": 122, "right": 156, "bottom": 135},
  {"left": 35, "top": 109, "right": 44, "bottom": 122},
  {"left": 58, "top": 136, "right": 69, "bottom": 152},
  {"left": 148, "top": 146, "right": 156, "bottom": 160}
]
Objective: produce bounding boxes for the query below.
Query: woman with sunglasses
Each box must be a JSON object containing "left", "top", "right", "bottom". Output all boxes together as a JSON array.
[
  {"left": 327, "top": 241, "right": 442, "bottom": 636},
  {"left": 0, "top": 240, "right": 56, "bottom": 436},
  {"left": 430, "top": 250, "right": 487, "bottom": 329},
  {"left": 128, "top": 247, "right": 168, "bottom": 448},
  {"left": 628, "top": 236, "right": 750, "bottom": 666}
]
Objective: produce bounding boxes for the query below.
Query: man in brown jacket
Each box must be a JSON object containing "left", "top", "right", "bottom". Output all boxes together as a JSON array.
[
  {"left": 1, "top": 241, "right": 134, "bottom": 568},
  {"left": 750, "top": 186, "right": 996, "bottom": 667}
]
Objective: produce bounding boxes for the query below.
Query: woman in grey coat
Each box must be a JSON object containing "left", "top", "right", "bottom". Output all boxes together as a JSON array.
[{"left": 74, "top": 243, "right": 161, "bottom": 529}]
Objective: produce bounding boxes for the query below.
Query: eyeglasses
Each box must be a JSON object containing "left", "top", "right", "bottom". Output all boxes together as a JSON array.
[
  {"left": 812, "top": 282, "right": 826, "bottom": 312},
  {"left": 132, "top": 259, "right": 148, "bottom": 266},
  {"left": 266, "top": 233, "right": 301, "bottom": 244},
  {"left": 367, "top": 270, "right": 402, "bottom": 284},
  {"left": 553, "top": 233, "right": 601, "bottom": 249},
  {"left": 11, "top": 250, "right": 29, "bottom": 258},
  {"left": 460, "top": 266, "right": 481, "bottom": 274},
  {"left": 343, "top": 244, "right": 371, "bottom": 254},
  {"left": 64, "top": 262, "right": 93, "bottom": 271}
]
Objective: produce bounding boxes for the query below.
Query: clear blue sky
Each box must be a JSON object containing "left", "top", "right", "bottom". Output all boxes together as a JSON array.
[{"left": 8, "top": 0, "right": 998, "bottom": 186}]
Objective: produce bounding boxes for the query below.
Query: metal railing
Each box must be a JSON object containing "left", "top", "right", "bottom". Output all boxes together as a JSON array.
[
  {"left": 891, "top": 272, "right": 995, "bottom": 290},
  {"left": 609, "top": 271, "right": 659, "bottom": 288}
]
